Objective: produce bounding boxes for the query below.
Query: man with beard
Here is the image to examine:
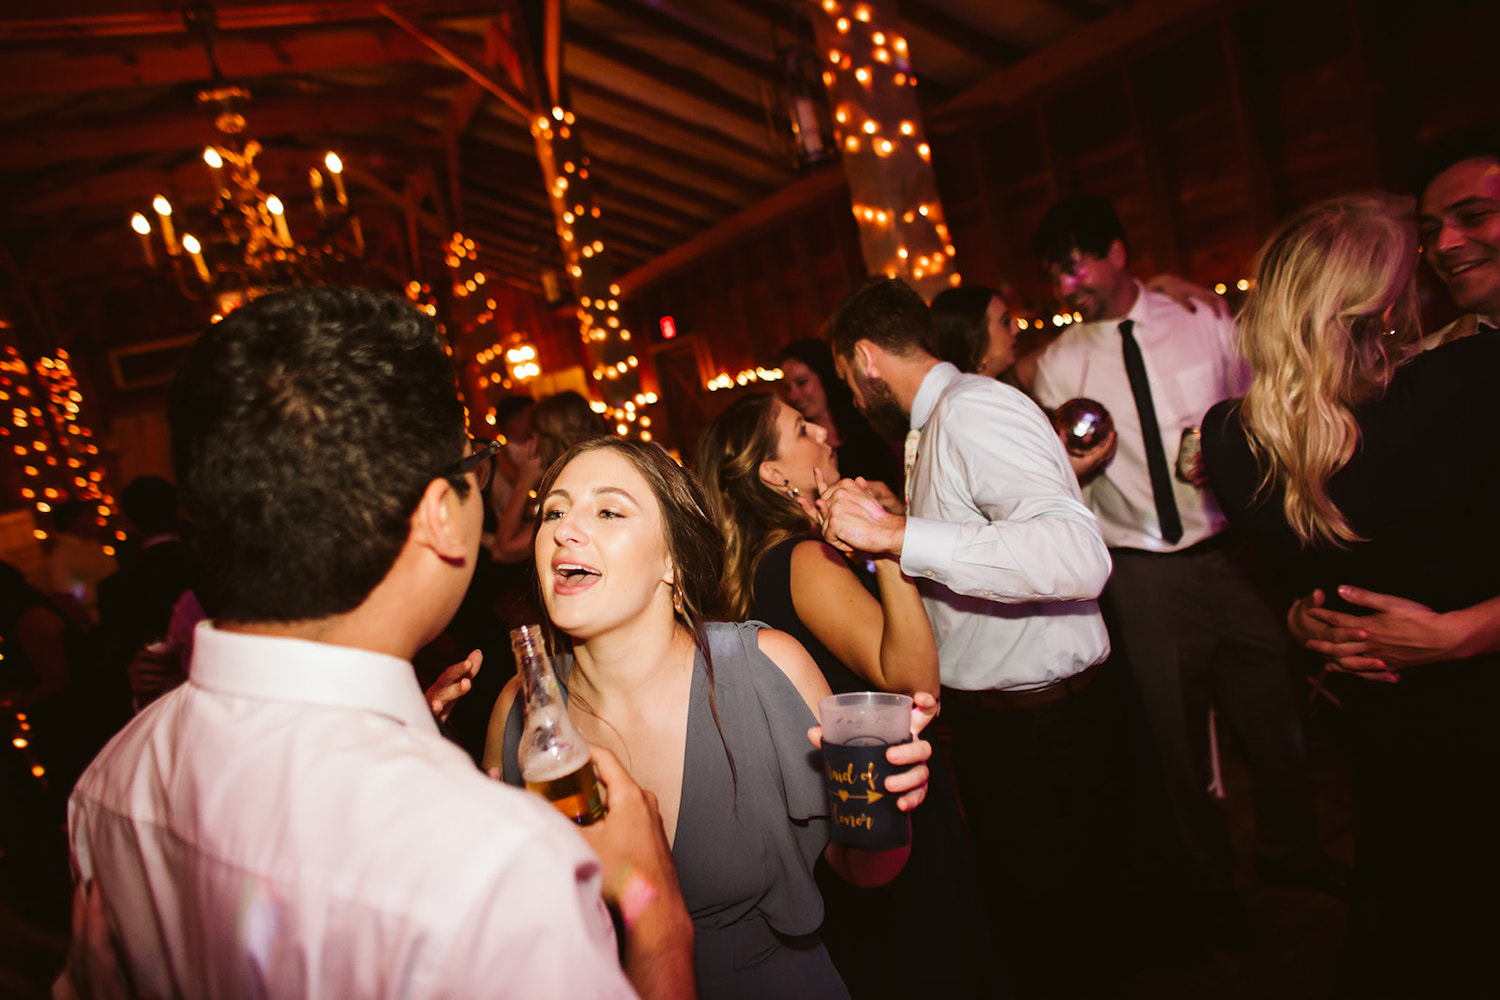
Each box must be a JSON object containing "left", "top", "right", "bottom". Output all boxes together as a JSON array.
[
  {"left": 1026, "top": 196, "right": 1336, "bottom": 950},
  {"left": 817, "top": 276, "right": 1126, "bottom": 997},
  {"left": 1287, "top": 128, "right": 1500, "bottom": 678}
]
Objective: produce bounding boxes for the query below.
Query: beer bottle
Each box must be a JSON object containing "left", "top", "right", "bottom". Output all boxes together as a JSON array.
[{"left": 511, "top": 624, "right": 607, "bottom": 826}]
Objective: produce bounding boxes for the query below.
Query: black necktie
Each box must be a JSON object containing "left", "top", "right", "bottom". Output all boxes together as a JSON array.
[{"left": 1119, "top": 319, "right": 1183, "bottom": 544}]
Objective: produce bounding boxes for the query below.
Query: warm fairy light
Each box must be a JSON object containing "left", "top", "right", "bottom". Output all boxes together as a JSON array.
[
  {"left": 862, "top": 120, "right": 877, "bottom": 134},
  {"left": 152, "top": 195, "right": 172, "bottom": 216},
  {"left": 855, "top": 67, "right": 871, "bottom": 83},
  {"left": 877, "top": 139, "right": 893, "bottom": 155},
  {"left": 181, "top": 234, "right": 201, "bottom": 254},
  {"left": 1214, "top": 283, "right": 1227, "bottom": 295},
  {"left": 266, "top": 196, "right": 284, "bottom": 216},
  {"left": 829, "top": 49, "right": 842, "bottom": 63},
  {"left": 324, "top": 152, "right": 343, "bottom": 174},
  {"left": 203, "top": 147, "right": 223, "bottom": 169},
  {"left": 835, "top": 109, "right": 848, "bottom": 123},
  {"left": 874, "top": 48, "right": 890, "bottom": 63},
  {"left": 845, "top": 136, "right": 860, "bottom": 152},
  {"left": 873, "top": 31, "right": 886, "bottom": 45},
  {"left": 837, "top": 17, "right": 850, "bottom": 31},
  {"left": 131, "top": 213, "right": 150, "bottom": 235},
  {"left": 854, "top": 4, "right": 871, "bottom": 21},
  {"left": 899, "top": 121, "right": 914, "bottom": 135},
  {"left": 552, "top": 106, "right": 565, "bottom": 120},
  {"left": 1237, "top": 278, "right": 1250, "bottom": 291},
  {"left": 917, "top": 143, "right": 930, "bottom": 159}
]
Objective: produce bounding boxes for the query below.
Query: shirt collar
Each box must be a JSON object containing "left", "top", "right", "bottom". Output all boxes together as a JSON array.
[
  {"left": 909, "top": 361, "right": 961, "bottom": 431},
  {"left": 1121, "top": 280, "right": 1150, "bottom": 327},
  {"left": 188, "top": 622, "right": 439, "bottom": 735}
]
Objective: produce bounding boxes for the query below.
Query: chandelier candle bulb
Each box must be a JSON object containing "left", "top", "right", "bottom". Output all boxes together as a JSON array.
[
  {"left": 309, "top": 169, "right": 326, "bottom": 219},
  {"left": 202, "top": 147, "right": 224, "bottom": 192},
  {"left": 181, "top": 235, "right": 211, "bottom": 283},
  {"left": 152, "top": 196, "right": 178, "bottom": 255},
  {"left": 324, "top": 152, "right": 347, "bottom": 208},
  {"left": 130, "top": 213, "right": 155, "bottom": 267},
  {"left": 266, "top": 196, "right": 292, "bottom": 247}
]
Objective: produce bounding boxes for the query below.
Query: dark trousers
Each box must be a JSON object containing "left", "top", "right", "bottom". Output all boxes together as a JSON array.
[
  {"left": 1334, "top": 661, "right": 1500, "bottom": 996},
  {"left": 1107, "top": 540, "right": 1319, "bottom": 890},
  {"left": 948, "top": 667, "right": 1130, "bottom": 999}
]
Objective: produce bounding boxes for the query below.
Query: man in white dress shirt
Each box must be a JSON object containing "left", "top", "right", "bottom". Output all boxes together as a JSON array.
[
  {"left": 818, "top": 277, "right": 1127, "bottom": 996},
  {"left": 1028, "top": 196, "right": 1331, "bottom": 945},
  {"left": 56, "top": 288, "right": 693, "bottom": 999}
]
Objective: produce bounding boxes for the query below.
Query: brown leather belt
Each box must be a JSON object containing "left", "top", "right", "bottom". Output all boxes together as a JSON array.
[{"left": 943, "top": 660, "right": 1107, "bottom": 713}]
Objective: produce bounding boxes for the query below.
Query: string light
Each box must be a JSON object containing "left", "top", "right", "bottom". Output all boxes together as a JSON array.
[{"left": 814, "top": 1, "right": 954, "bottom": 299}]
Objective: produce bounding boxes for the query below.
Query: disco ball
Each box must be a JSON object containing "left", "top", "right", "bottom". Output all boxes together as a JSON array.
[{"left": 1055, "top": 398, "right": 1114, "bottom": 455}]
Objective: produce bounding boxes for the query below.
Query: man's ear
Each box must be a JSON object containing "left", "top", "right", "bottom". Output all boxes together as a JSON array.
[
  {"left": 1107, "top": 238, "right": 1128, "bottom": 270},
  {"left": 410, "top": 477, "right": 470, "bottom": 562},
  {"left": 854, "top": 339, "right": 881, "bottom": 380}
]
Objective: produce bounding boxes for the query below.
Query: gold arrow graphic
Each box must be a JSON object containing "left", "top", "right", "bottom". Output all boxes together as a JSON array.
[{"left": 835, "top": 790, "right": 885, "bottom": 804}]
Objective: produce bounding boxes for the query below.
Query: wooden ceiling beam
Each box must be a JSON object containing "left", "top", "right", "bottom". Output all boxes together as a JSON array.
[
  {"left": 564, "top": 20, "right": 766, "bottom": 128},
  {"left": 0, "top": 90, "right": 446, "bottom": 170},
  {"left": 577, "top": 117, "right": 779, "bottom": 197},
  {"left": 0, "top": 27, "right": 435, "bottom": 99},
  {"left": 377, "top": 3, "right": 534, "bottom": 121},
  {"left": 928, "top": 0, "right": 1227, "bottom": 128},
  {"left": 899, "top": 1, "right": 1027, "bottom": 68},
  {"left": 0, "top": 2, "right": 487, "bottom": 40},
  {"left": 586, "top": 158, "right": 748, "bottom": 218},
  {"left": 591, "top": 0, "right": 776, "bottom": 81},
  {"left": 615, "top": 163, "right": 845, "bottom": 296},
  {"left": 566, "top": 77, "right": 786, "bottom": 172}
]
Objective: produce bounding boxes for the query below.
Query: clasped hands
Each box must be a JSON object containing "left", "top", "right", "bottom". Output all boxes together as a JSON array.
[
  {"left": 795, "top": 468, "right": 906, "bottom": 560},
  {"left": 1288, "top": 585, "right": 1464, "bottom": 684}
]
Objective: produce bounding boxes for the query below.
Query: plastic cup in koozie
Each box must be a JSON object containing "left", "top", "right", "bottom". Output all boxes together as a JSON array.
[{"left": 819, "top": 692, "right": 913, "bottom": 850}]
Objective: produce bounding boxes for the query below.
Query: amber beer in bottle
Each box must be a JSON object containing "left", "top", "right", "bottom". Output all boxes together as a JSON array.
[{"left": 511, "top": 624, "right": 607, "bottom": 826}]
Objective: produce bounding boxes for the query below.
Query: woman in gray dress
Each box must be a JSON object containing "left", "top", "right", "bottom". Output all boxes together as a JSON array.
[{"left": 482, "top": 437, "right": 936, "bottom": 1000}]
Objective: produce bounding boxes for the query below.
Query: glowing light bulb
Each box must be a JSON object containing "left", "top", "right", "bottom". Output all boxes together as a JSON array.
[
  {"left": 324, "top": 152, "right": 343, "bottom": 174},
  {"left": 131, "top": 213, "right": 150, "bottom": 235},
  {"left": 203, "top": 147, "right": 223, "bottom": 168},
  {"left": 152, "top": 195, "right": 172, "bottom": 216}
]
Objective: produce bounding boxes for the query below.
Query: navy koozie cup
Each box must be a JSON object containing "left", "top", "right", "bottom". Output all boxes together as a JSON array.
[{"left": 819, "top": 692, "right": 913, "bottom": 851}]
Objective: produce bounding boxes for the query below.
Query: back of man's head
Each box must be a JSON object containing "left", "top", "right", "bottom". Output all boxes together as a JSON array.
[
  {"left": 827, "top": 277, "right": 934, "bottom": 362},
  {"left": 120, "top": 476, "right": 179, "bottom": 536},
  {"left": 169, "top": 287, "right": 467, "bottom": 624},
  {"left": 1412, "top": 125, "right": 1500, "bottom": 199},
  {"left": 1031, "top": 195, "right": 1128, "bottom": 271}
]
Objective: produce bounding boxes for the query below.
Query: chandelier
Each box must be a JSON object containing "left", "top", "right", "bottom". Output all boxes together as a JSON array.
[{"left": 127, "top": 7, "right": 364, "bottom": 316}]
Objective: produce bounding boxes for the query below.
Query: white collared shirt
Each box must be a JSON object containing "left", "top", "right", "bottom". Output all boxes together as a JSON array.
[
  {"left": 1031, "top": 284, "right": 1248, "bottom": 551},
  {"left": 900, "top": 363, "right": 1112, "bottom": 691},
  {"left": 61, "top": 623, "right": 636, "bottom": 1000}
]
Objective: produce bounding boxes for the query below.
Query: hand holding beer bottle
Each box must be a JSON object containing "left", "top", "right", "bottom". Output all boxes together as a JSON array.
[{"left": 512, "top": 624, "right": 607, "bottom": 825}]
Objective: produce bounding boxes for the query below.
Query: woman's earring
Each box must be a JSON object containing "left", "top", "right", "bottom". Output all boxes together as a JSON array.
[
  {"left": 784, "top": 479, "right": 800, "bottom": 499},
  {"left": 672, "top": 587, "right": 686, "bottom": 616}
]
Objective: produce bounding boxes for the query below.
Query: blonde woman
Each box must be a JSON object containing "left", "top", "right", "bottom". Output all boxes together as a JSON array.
[{"left": 1200, "top": 191, "right": 1500, "bottom": 995}]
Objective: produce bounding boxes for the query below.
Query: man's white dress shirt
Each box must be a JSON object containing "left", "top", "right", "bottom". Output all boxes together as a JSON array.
[
  {"left": 900, "top": 363, "right": 1112, "bottom": 691},
  {"left": 62, "top": 623, "right": 636, "bottom": 999},
  {"left": 1031, "top": 284, "right": 1248, "bottom": 551}
]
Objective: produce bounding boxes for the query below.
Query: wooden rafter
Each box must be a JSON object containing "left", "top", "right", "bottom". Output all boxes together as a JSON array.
[
  {"left": 377, "top": 3, "right": 534, "bottom": 120},
  {"left": 0, "top": 90, "right": 446, "bottom": 170},
  {"left": 592, "top": 0, "right": 776, "bottom": 81},
  {"left": 900, "top": 1, "right": 1027, "bottom": 67},
  {"left": 564, "top": 20, "right": 766, "bottom": 127},
  {"left": 0, "top": 28, "right": 434, "bottom": 99}
]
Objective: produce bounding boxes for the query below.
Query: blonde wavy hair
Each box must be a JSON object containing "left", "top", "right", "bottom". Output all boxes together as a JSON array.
[{"left": 1237, "top": 192, "right": 1422, "bottom": 548}]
